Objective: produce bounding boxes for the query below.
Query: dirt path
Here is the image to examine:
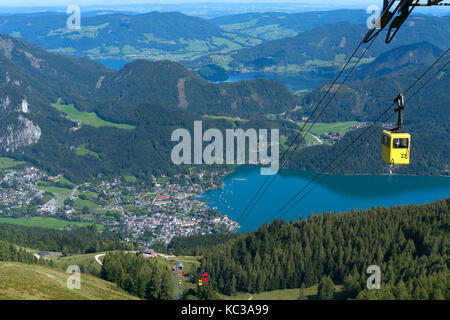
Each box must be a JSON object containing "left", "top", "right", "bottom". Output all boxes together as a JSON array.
[{"left": 95, "top": 254, "right": 105, "bottom": 266}]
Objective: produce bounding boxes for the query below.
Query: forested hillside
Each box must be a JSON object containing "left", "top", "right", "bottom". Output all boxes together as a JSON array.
[
  {"left": 94, "top": 59, "right": 299, "bottom": 116},
  {"left": 209, "top": 10, "right": 368, "bottom": 40},
  {"left": 0, "top": 35, "right": 299, "bottom": 181},
  {"left": 289, "top": 42, "right": 449, "bottom": 175},
  {"left": 351, "top": 42, "right": 444, "bottom": 79},
  {"left": 193, "top": 16, "right": 450, "bottom": 74},
  {"left": 100, "top": 252, "right": 173, "bottom": 300},
  {"left": 0, "top": 11, "right": 261, "bottom": 61},
  {"left": 0, "top": 239, "right": 40, "bottom": 264},
  {"left": 0, "top": 223, "right": 128, "bottom": 254},
  {"left": 201, "top": 198, "right": 450, "bottom": 300}
]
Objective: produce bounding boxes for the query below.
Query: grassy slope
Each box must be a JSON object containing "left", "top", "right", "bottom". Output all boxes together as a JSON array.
[
  {"left": 0, "top": 157, "right": 27, "bottom": 169},
  {"left": 51, "top": 101, "right": 135, "bottom": 130},
  {"left": 75, "top": 145, "right": 101, "bottom": 160},
  {"left": 219, "top": 284, "right": 344, "bottom": 300},
  {"left": 37, "top": 185, "right": 72, "bottom": 199},
  {"left": 0, "top": 217, "right": 103, "bottom": 231},
  {"left": 308, "top": 121, "right": 358, "bottom": 136},
  {"left": 0, "top": 262, "right": 139, "bottom": 300}
]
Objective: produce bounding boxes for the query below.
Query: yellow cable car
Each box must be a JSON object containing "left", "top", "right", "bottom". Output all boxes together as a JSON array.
[
  {"left": 381, "top": 130, "right": 410, "bottom": 165},
  {"left": 381, "top": 94, "right": 411, "bottom": 166}
]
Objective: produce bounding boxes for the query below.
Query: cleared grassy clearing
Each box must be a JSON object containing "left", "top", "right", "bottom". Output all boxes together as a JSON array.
[
  {"left": 74, "top": 198, "right": 99, "bottom": 210},
  {"left": 51, "top": 100, "right": 135, "bottom": 130},
  {"left": 124, "top": 175, "right": 137, "bottom": 183},
  {"left": 0, "top": 157, "right": 26, "bottom": 169},
  {"left": 37, "top": 185, "right": 72, "bottom": 199},
  {"left": 0, "top": 217, "right": 102, "bottom": 230},
  {"left": 75, "top": 145, "right": 101, "bottom": 160},
  {"left": 308, "top": 121, "right": 358, "bottom": 136}
]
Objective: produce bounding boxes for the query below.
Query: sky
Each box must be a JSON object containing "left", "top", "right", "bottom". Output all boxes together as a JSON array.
[{"left": 0, "top": 0, "right": 377, "bottom": 7}]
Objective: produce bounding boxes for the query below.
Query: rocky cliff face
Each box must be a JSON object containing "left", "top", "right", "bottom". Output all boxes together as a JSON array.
[{"left": 0, "top": 115, "right": 41, "bottom": 152}]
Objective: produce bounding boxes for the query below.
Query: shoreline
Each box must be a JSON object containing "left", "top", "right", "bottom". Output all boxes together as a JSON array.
[{"left": 211, "top": 165, "right": 450, "bottom": 182}]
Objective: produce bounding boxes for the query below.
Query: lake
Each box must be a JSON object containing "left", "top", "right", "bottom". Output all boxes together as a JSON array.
[
  {"left": 199, "top": 166, "right": 450, "bottom": 233},
  {"left": 224, "top": 72, "right": 333, "bottom": 91},
  {"left": 96, "top": 59, "right": 129, "bottom": 70},
  {"left": 95, "top": 59, "right": 332, "bottom": 91}
]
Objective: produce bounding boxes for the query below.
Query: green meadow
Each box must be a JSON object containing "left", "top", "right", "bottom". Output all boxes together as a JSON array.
[
  {"left": 308, "top": 121, "right": 358, "bottom": 136},
  {"left": 0, "top": 217, "right": 103, "bottom": 230},
  {"left": 75, "top": 144, "right": 101, "bottom": 160},
  {"left": 124, "top": 175, "right": 138, "bottom": 183},
  {"left": 51, "top": 100, "right": 135, "bottom": 130},
  {"left": 37, "top": 185, "right": 73, "bottom": 199},
  {"left": 0, "top": 157, "right": 26, "bottom": 169}
]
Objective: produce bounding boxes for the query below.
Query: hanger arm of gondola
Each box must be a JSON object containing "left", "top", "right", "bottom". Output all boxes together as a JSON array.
[{"left": 364, "top": 0, "right": 449, "bottom": 44}]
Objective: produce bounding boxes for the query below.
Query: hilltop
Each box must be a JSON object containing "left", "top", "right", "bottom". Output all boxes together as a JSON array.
[
  {"left": 352, "top": 41, "right": 445, "bottom": 79},
  {"left": 95, "top": 59, "right": 299, "bottom": 116}
]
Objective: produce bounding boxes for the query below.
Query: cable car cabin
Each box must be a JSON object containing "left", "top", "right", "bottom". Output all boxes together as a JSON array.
[{"left": 381, "top": 130, "right": 410, "bottom": 165}]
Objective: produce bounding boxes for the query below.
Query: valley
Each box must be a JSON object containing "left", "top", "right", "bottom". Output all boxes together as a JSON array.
[{"left": 0, "top": 4, "right": 448, "bottom": 303}]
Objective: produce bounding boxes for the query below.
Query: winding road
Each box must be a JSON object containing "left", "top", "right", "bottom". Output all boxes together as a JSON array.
[{"left": 95, "top": 254, "right": 105, "bottom": 266}]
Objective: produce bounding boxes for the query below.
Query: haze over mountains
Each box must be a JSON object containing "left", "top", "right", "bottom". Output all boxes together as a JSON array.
[
  {"left": 209, "top": 9, "right": 369, "bottom": 40},
  {"left": 0, "top": 8, "right": 448, "bottom": 179},
  {"left": 192, "top": 15, "right": 450, "bottom": 75},
  {"left": 0, "top": 11, "right": 262, "bottom": 61}
]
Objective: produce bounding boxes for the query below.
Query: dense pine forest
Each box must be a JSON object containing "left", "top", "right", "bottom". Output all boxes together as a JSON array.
[
  {"left": 0, "top": 240, "right": 41, "bottom": 264},
  {"left": 0, "top": 224, "right": 128, "bottom": 255},
  {"left": 200, "top": 198, "right": 449, "bottom": 299},
  {"left": 168, "top": 233, "right": 240, "bottom": 256},
  {"left": 0, "top": 199, "right": 448, "bottom": 300},
  {"left": 100, "top": 252, "right": 173, "bottom": 300}
]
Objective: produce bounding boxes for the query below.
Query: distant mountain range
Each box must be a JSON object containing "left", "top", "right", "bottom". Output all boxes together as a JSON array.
[
  {"left": 190, "top": 16, "right": 450, "bottom": 75},
  {"left": 3, "top": 9, "right": 446, "bottom": 68},
  {"left": 0, "top": 11, "right": 262, "bottom": 62},
  {"left": 209, "top": 9, "right": 369, "bottom": 40}
]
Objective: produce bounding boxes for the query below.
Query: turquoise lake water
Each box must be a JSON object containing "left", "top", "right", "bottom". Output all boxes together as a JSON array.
[
  {"left": 199, "top": 166, "right": 450, "bottom": 233},
  {"left": 95, "top": 60, "right": 332, "bottom": 91},
  {"left": 225, "top": 72, "right": 333, "bottom": 91},
  {"left": 96, "top": 59, "right": 129, "bottom": 70}
]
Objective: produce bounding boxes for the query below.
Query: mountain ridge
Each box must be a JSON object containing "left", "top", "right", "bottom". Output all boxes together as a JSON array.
[{"left": 0, "top": 11, "right": 261, "bottom": 62}]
